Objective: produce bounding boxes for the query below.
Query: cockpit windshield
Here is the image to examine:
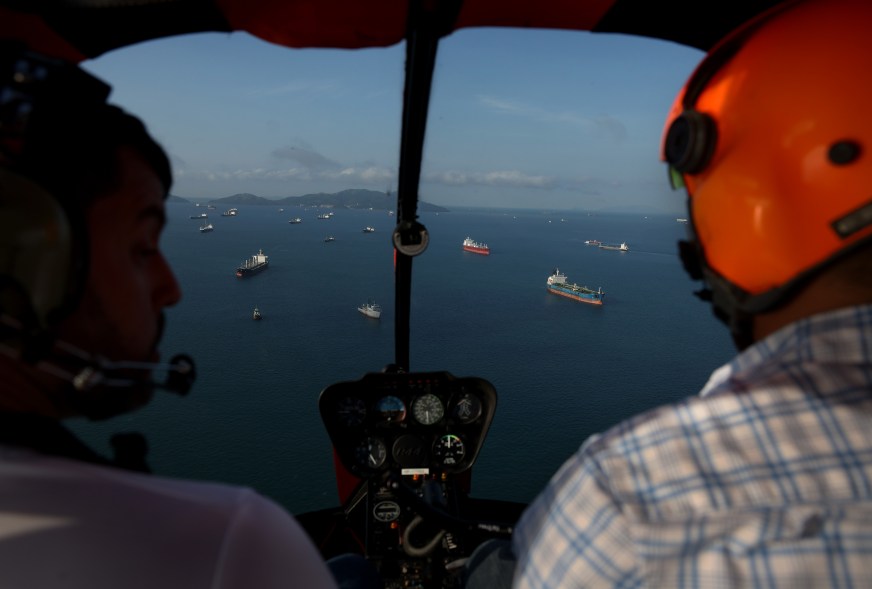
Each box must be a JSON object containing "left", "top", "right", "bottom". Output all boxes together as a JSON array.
[{"left": 70, "top": 26, "right": 734, "bottom": 517}]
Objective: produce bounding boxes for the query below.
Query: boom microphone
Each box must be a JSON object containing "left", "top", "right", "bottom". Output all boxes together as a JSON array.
[
  {"left": 68, "top": 354, "right": 197, "bottom": 396},
  {"left": 0, "top": 314, "right": 196, "bottom": 396}
]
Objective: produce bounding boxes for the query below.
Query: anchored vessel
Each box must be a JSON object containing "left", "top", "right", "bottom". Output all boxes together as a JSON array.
[
  {"left": 358, "top": 300, "right": 382, "bottom": 319},
  {"left": 221, "top": 208, "right": 238, "bottom": 217},
  {"left": 462, "top": 237, "right": 490, "bottom": 255},
  {"left": 236, "top": 249, "right": 269, "bottom": 278},
  {"left": 599, "top": 242, "right": 629, "bottom": 252},
  {"left": 546, "top": 269, "right": 604, "bottom": 305},
  {"left": 199, "top": 221, "right": 214, "bottom": 233},
  {"left": 363, "top": 226, "right": 375, "bottom": 233},
  {"left": 252, "top": 306, "right": 262, "bottom": 320},
  {"left": 289, "top": 217, "right": 302, "bottom": 224}
]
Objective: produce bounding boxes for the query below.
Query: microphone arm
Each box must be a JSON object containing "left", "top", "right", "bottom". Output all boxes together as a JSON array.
[
  {"left": 67, "top": 354, "right": 197, "bottom": 395},
  {"left": 0, "top": 314, "right": 197, "bottom": 395}
]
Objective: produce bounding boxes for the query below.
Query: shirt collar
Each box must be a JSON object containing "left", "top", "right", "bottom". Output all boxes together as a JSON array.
[{"left": 700, "top": 304, "right": 872, "bottom": 397}]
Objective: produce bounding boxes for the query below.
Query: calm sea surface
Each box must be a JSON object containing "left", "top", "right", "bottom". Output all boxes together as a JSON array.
[{"left": 73, "top": 202, "right": 735, "bottom": 514}]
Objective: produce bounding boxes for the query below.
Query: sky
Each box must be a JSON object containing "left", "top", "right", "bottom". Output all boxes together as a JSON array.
[{"left": 81, "top": 27, "right": 705, "bottom": 214}]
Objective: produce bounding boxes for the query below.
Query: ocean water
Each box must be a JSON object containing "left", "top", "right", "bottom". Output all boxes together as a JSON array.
[{"left": 73, "top": 202, "right": 736, "bottom": 514}]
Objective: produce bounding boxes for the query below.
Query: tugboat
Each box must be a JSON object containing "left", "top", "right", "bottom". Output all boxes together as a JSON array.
[{"left": 236, "top": 249, "right": 269, "bottom": 278}]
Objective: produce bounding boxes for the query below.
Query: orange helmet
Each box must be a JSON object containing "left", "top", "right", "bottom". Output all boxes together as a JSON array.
[{"left": 662, "top": 0, "right": 872, "bottom": 325}]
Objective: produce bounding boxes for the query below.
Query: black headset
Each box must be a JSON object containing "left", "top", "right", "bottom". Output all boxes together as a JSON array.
[{"left": 0, "top": 44, "right": 112, "bottom": 350}]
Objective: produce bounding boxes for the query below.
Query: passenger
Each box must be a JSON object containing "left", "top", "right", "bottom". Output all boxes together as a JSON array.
[
  {"left": 0, "top": 47, "right": 337, "bottom": 588},
  {"left": 495, "top": 0, "right": 872, "bottom": 586}
]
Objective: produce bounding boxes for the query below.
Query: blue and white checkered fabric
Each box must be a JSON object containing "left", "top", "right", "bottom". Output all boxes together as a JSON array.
[{"left": 513, "top": 305, "right": 872, "bottom": 588}]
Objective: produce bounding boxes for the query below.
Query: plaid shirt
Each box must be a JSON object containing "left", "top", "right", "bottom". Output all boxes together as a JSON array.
[{"left": 513, "top": 305, "right": 872, "bottom": 588}]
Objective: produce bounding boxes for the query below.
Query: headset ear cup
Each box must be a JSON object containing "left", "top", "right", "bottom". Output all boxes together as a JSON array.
[
  {"left": 0, "top": 169, "right": 78, "bottom": 335},
  {"left": 664, "top": 110, "right": 718, "bottom": 175}
]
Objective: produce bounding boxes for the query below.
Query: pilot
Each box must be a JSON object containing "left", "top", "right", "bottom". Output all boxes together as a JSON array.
[
  {"left": 509, "top": 0, "right": 872, "bottom": 586},
  {"left": 0, "top": 46, "right": 337, "bottom": 588}
]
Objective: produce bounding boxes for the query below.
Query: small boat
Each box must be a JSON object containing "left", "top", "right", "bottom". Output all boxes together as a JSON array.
[
  {"left": 363, "top": 226, "right": 376, "bottom": 233},
  {"left": 199, "top": 221, "right": 214, "bottom": 233},
  {"left": 252, "top": 306, "right": 262, "bottom": 320},
  {"left": 599, "top": 242, "right": 629, "bottom": 252},
  {"left": 358, "top": 300, "right": 381, "bottom": 319},
  {"left": 289, "top": 217, "right": 302, "bottom": 224},
  {"left": 324, "top": 235, "right": 335, "bottom": 242},
  {"left": 584, "top": 239, "right": 602, "bottom": 245}
]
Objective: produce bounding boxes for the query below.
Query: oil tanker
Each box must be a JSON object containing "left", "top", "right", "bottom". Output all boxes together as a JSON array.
[
  {"left": 462, "top": 237, "right": 490, "bottom": 255},
  {"left": 546, "top": 269, "right": 603, "bottom": 305}
]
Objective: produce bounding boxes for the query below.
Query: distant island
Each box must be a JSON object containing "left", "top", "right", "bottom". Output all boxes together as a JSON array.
[{"left": 169, "top": 189, "right": 449, "bottom": 213}]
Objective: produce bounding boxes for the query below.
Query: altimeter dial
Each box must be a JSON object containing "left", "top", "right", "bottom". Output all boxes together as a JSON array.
[{"left": 412, "top": 393, "right": 444, "bottom": 425}]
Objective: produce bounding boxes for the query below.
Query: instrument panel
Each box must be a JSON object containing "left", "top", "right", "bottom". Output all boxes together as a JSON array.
[{"left": 319, "top": 371, "right": 497, "bottom": 478}]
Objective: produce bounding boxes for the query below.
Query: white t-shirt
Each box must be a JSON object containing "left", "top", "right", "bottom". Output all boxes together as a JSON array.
[{"left": 0, "top": 445, "right": 337, "bottom": 588}]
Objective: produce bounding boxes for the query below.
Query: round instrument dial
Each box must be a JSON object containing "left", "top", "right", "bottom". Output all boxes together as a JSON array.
[
  {"left": 432, "top": 434, "right": 465, "bottom": 467},
  {"left": 412, "top": 393, "right": 444, "bottom": 425},
  {"left": 452, "top": 392, "right": 482, "bottom": 424},
  {"left": 355, "top": 436, "right": 387, "bottom": 469},
  {"left": 375, "top": 395, "right": 407, "bottom": 422},
  {"left": 336, "top": 396, "right": 367, "bottom": 427}
]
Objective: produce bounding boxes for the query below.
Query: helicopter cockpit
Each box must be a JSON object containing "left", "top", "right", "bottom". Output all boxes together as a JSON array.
[{"left": 0, "top": 1, "right": 780, "bottom": 587}]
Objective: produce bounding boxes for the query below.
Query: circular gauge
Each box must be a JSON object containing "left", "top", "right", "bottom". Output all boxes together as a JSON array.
[
  {"left": 355, "top": 436, "right": 387, "bottom": 469},
  {"left": 432, "top": 434, "right": 465, "bottom": 467},
  {"left": 336, "top": 396, "right": 367, "bottom": 427},
  {"left": 412, "top": 393, "right": 444, "bottom": 425},
  {"left": 392, "top": 434, "right": 427, "bottom": 468},
  {"left": 375, "top": 395, "right": 407, "bottom": 422},
  {"left": 373, "top": 501, "right": 401, "bottom": 523},
  {"left": 452, "top": 392, "right": 482, "bottom": 424}
]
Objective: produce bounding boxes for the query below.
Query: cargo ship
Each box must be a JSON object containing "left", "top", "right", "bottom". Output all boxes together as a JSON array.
[
  {"left": 546, "top": 269, "right": 603, "bottom": 305},
  {"left": 358, "top": 300, "right": 382, "bottom": 319},
  {"left": 599, "top": 242, "right": 629, "bottom": 252},
  {"left": 462, "top": 237, "right": 490, "bottom": 255},
  {"left": 236, "top": 248, "right": 269, "bottom": 278}
]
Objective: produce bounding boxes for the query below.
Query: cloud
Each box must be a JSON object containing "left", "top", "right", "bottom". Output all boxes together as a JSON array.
[
  {"left": 178, "top": 163, "right": 396, "bottom": 185},
  {"left": 271, "top": 146, "right": 341, "bottom": 171},
  {"left": 477, "top": 95, "right": 627, "bottom": 142},
  {"left": 424, "top": 169, "right": 556, "bottom": 188}
]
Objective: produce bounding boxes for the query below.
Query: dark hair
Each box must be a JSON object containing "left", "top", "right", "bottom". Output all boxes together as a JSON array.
[{"left": 18, "top": 103, "right": 172, "bottom": 209}]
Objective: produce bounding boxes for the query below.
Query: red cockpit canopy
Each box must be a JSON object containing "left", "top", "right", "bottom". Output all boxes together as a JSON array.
[{"left": 1, "top": 0, "right": 784, "bottom": 63}]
